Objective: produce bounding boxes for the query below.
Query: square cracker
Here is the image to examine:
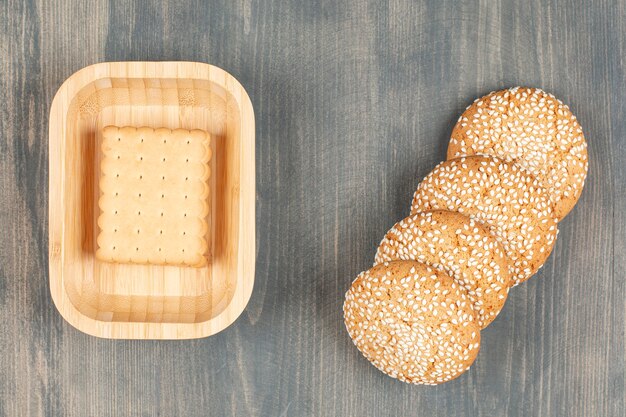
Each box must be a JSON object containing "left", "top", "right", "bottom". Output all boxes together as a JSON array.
[{"left": 96, "top": 126, "right": 211, "bottom": 267}]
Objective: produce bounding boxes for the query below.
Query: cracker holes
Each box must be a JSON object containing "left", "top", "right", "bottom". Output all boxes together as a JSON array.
[{"left": 140, "top": 137, "right": 144, "bottom": 143}]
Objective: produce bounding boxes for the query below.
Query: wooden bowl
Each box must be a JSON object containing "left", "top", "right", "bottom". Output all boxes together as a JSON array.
[{"left": 48, "top": 62, "right": 255, "bottom": 339}]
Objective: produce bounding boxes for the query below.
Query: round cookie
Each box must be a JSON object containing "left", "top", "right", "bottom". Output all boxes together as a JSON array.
[
  {"left": 375, "top": 210, "right": 511, "bottom": 328},
  {"left": 448, "top": 87, "right": 588, "bottom": 220},
  {"left": 343, "top": 260, "right": 481, "bottom": 385},
  {"left": 411, "top": 155, "right": 558, "bottom": 286}
]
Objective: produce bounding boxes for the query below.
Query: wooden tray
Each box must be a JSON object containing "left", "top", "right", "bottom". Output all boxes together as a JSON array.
[{"left": 48, "top": 62, "right": 255, "bottom": 339}]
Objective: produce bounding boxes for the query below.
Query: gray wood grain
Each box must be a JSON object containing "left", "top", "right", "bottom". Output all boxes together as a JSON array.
[{"left": 1, "top": 0, "right": 624, "bottom": 416}]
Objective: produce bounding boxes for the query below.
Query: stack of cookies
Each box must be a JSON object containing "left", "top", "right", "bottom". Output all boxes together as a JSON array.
[{"left": 343, "top": 87, "right": 588, "bottom": 385}]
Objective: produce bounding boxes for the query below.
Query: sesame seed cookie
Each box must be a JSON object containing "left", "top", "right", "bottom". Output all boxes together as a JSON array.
[
  {"left": 411, "top": 156, "right": 558, "bottom": 286},
  {"left": 343, "top": 260, "right": 481, "bottom": 385},
  {"left": 448, "top": 87, "right": 588, "bottom": 220},
  {"left": 375, "top": 210, "right": 511, "bottom": 328}
]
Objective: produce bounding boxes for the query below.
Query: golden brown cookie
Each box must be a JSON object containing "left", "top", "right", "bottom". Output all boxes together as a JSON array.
[
  {"left": 448, "top": 87, "right": 588, "bottom": 220},
  {"left": 97, "top": 126, "right": 211, "bottom": 267},
  {"left": 411, "top": 155, "right": 558, "bottom": 286},
  {"left": 343, "top": 260, "right": 481, "bottom": 385},
  {"left": 375, "top": 210, "right": 511, "bottom": 328}
]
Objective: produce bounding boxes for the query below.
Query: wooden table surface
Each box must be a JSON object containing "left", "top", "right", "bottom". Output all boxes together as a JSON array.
[{"left": 1, "top": 1, "right": 624, "bottom": 416}]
